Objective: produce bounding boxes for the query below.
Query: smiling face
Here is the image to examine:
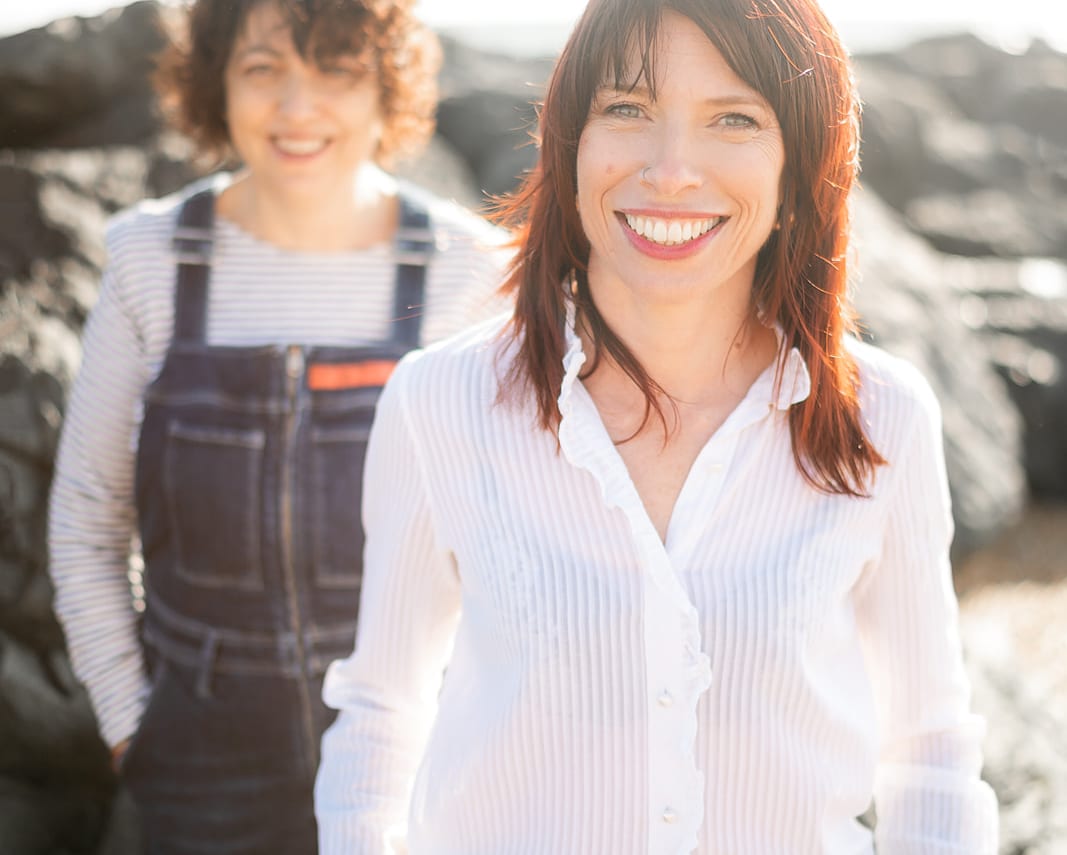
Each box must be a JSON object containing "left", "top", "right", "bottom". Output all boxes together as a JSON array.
[
  {"left": 223, "top": 1, "right": 383, "bottom": 201},
  {"left": 576, "top": 10, "right": 786, "bottom": 317}
]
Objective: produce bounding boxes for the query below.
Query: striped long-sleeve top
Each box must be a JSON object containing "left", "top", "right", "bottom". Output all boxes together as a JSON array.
[
  {"left": 315, "top": 310, "right": 998, "bottom": 855},
  {"left": 47, "top": 173, "right": 512, "bottom": 750}
]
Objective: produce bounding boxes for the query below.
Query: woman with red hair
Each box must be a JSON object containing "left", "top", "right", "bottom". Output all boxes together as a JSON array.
[{"left": 316, "top": 0, "right": 998, "bottom": 852}]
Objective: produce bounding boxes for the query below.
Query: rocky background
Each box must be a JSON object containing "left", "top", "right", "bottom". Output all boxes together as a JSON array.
[{"left": 0, "top": 2, "right": 1064, "bottom": 852}]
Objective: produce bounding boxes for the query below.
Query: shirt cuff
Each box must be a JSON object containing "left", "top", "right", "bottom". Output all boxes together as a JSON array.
[{"left": 874, "top": 763, "right": 998, "bottom": 854}]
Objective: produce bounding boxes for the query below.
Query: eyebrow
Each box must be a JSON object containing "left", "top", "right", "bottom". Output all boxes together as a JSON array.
[
  {"left": 232, "top": 44, "right": 284, "bottom": 60},
  {"left": 595, "top": 83, "right": 769, "bottom": 110}
]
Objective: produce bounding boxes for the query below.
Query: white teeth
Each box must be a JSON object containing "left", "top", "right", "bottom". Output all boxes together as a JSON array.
[
  {"left": 274, "top": 138, "right": 327, "bottom": 155},
  {"left": 623, "top": 214, "right": 721, "bottom": 246}
]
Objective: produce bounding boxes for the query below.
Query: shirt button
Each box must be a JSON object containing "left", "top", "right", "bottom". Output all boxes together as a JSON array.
[
  {"left": 657, "top": 690, "right": 674, "bottom": 708},
  {"left": 662, "top": 807, "right": 677, "bottom": 824}
]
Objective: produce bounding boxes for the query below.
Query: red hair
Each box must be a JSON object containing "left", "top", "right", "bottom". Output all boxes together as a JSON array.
[{"left": 494, "top": 0, "right": 885, "bottom": 497}]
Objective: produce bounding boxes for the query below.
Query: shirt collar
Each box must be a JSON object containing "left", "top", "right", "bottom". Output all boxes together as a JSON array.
[
  {"left": 558, "top": 298, "right": 588, "bottom": 420},
  {"left": 761, "top": 326, "right": 811, "bottom": 411}
]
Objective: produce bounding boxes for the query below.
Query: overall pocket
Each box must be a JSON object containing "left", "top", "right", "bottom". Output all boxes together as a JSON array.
[{"left": 163, "top": 420, "right": 266, "bottom": 591}]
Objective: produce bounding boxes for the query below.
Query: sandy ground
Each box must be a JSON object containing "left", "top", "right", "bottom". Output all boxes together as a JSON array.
[{"left": 956, "top": 501, "right": 1067, "bottom": 717}]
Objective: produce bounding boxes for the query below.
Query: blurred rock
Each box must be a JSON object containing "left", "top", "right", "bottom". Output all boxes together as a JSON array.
[
  {"left": 0, "top": 631, "right": 116, "bottom": 853},
  {"left": 870, "top": 34, "right": 1067, "bottom": 147},
  {"left": 904, "top": 188, "right": 1067, "bottom": 259},
  {"left": 857, "top": 36, "right": 1067, "bottom": 263},
  {"left": 434, "top": 36, "right": 552, "bottom": 199},
  {"left": 0, "top": 774, "right": 108, "bottom": 855},
  {"left": 856, "top": 66, "right": 989, "bottom": 210},
  {"left": 435, "top": 33, "right": 555, "bottom": 100},
  {"left": 850, "top": 189, "right": 1027, "bottom": 557},
  {"left": 436, "top": 89, "right": 539, "bottom": 199},
  {"left": 0, "top": 353, "right": 72, "bottom": 647},
  {"left": 0, "top": 138, "right": 200, "bottom": 854},
  {"left": 0, "top": 1, "right": 168, "bottom": 149},
  {"left": 944, "top": 256, "right": 1067, "bottom": 497}
]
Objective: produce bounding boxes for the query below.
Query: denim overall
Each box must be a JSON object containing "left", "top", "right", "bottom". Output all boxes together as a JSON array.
[{"left": 124, "top": 188, "right": 432, "bottom": 854}]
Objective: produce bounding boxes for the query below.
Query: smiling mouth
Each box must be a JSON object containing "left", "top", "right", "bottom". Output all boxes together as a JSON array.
[
  {"left": 273, "top": 137, "right": 329, "bottom": 156},
  {"left": 622, "top": 213, "right": 723, "bottom": 247}
]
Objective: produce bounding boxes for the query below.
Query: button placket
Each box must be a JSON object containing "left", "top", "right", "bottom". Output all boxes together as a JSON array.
[
  {"left": 664, "top": 433, "right": 740, "bottom": 569},
  {"left": 642, "top": 541, "right": 711, "bottom": 855}
]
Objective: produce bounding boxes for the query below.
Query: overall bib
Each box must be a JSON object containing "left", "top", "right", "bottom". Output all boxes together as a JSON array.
[{"left": 124, "top": 188, "right": 432, "bottom": 854}]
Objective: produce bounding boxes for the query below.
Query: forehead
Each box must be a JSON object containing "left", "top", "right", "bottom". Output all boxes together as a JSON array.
[
  {"left": 603, "top": 12, "right": 756, "bottom": 97},
  {"left": 231, "top": 1, "right": 370, "bottom": 60},
  {"left": 234, "top": 2, "right": 290, "bottom": 47}
]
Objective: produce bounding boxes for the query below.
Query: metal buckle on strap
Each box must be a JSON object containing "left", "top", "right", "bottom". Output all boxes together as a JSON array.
[
  {"left": 173, "top": 225, "right": 214, "bottom": 265},
  {"left": 394, "top": 224, "right": 436, "bottom": 266}
]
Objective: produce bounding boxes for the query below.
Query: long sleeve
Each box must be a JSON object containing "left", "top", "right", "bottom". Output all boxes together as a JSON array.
[
  {"left": 315, "top": 356, "right": 462, "bottom": 854},
  {"left": 47, "top": 260, "right": 152, "bottom": 749},
  {"left": 854, "top": 378, "right": 998, "bottom": 853}
]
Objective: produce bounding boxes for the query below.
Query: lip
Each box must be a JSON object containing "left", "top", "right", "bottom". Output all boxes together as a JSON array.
[{"left": 616, "top": 210, "right": 725, "bottom": 259}]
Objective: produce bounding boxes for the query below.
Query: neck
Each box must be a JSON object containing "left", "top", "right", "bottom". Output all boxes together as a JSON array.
[
  {"left": 217, "top": 164, "right": 397, "bottom": 252},
  {"left": 581, "top": 284, "right": 775, "bottom": 411}
]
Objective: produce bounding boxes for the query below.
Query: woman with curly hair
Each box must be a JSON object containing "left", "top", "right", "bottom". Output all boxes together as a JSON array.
[
  {"left": 47, "top": 1, "right": 508, "bottom": 851},
  {"left": 314, "top": 0, "right": 997, "bottom": 852}
]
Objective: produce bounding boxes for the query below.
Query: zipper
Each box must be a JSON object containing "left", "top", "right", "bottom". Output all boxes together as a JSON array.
[{"left": 279, "top": 344, "right": 317, "bottom": 773}]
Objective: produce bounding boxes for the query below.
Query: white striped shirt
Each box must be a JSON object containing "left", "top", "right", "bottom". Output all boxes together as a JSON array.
[
  {"left": 315, "top": 312, "right": 997, "bottom": 854},
  {"left": 47, "top": 173, "right": 512, "bottom": 749}
]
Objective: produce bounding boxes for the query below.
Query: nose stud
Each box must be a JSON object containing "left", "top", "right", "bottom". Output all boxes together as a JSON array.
[{"left": 641, "top": 166, "right": 651, "bottom": 182}]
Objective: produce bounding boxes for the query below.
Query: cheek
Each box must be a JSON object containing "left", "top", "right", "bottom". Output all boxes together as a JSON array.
[
  {"left": 575, "top": 127, "right": 607, "bottom": 186},
  {"left": 575, "top": 139, "right": 591, "bottom": 191},
  {"left": 222, "top": 85, "right": 259, "bottom": 137},
  {"left": 344, "top": 95, "right": 384, "bottom": 151},
  {"left": 576, "top": 157, "right": 618, "bottom": 214},
  {"left": 735, "top": 151, "right": 784, "bottom": 211}
]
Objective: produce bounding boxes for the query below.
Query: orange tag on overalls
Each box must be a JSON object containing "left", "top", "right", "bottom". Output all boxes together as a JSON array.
[{"left": 307, "top": 360, "right": 397, "bottom": 390}]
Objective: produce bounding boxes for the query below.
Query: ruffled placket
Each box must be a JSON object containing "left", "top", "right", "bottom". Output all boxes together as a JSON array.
[{"left": 555, "top": 303, "right": 713, "bottom": 855}]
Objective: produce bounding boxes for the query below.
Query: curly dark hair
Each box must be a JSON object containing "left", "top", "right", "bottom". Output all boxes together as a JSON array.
[{"left": 154, "top": 0, "right": 441, "bottom": 166}]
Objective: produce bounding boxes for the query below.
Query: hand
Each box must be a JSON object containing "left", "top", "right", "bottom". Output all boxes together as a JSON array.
[{"left": 110, "top": 738, "right": 131, "bottom": 773}]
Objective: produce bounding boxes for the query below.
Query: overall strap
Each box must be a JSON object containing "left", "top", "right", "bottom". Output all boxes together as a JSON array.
[
  {"left": 171, "top": 188, "right": 216, "bottom": 345},
  {"left": 392, "top": 192, "right": 435, "bottom": 350}
]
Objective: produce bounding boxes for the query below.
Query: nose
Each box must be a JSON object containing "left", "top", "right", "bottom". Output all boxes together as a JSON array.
[
  {"left": 640, "top": 126, "right": 703, "bottom": 196},
  {"left": 277, "top": 70, "right": 319, "bottom": 118}
]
